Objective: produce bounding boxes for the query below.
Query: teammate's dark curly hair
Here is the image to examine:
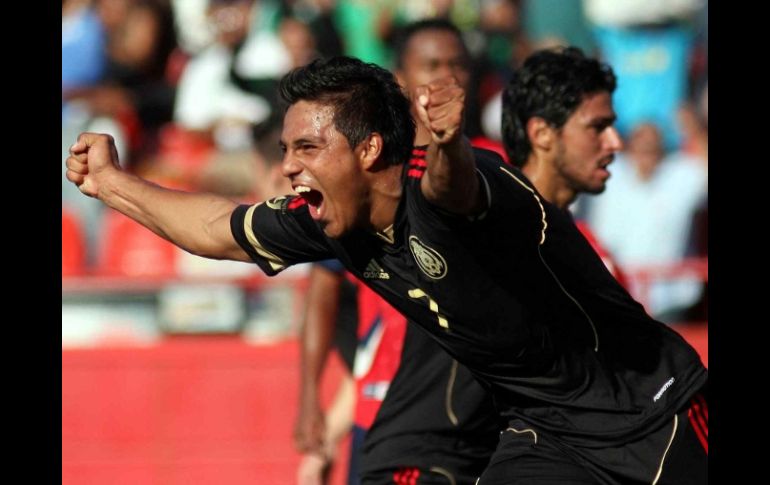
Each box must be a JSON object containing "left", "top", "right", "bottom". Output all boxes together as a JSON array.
[
  {"left": 280, "top": 56, "right": 415, "bottom": 167},
  {"left": 502, "top": 47, "right": 617, "bottom": 167}
]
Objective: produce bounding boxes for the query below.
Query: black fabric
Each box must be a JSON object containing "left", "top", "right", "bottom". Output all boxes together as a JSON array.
[
  {"left": 231, "top": 147, "right": 708, "bottom": 483},
  {"left": 479, "top": 423, "right": 599, "bottom": 484},
  {"left": 360, "top": 323, "right": 500, "bottom": 481},
  {"left": 333, "top": 276, "right": 359, "bottom": 372}
]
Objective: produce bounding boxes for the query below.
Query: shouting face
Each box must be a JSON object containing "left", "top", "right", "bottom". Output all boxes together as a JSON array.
[{"left": 280, "top": 101, "right": 371, "bottom": 238}]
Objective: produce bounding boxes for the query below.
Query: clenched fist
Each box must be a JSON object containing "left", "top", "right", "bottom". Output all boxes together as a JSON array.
[
  {"left": 413, "top": 76, "right": 465, "bottom": 145},
  {"left": 65, "top": 133, "right": 122, "bottom": 199}
]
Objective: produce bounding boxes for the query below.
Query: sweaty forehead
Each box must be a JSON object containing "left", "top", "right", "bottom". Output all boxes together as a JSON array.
[{"left": 283, "top": 101, "right": 336, "bottom": 141}]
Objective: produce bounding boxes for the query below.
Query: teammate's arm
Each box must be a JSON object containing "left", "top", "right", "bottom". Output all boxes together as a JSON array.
[
  {"left": 294, "top": 264, "right": 345, "bottom": 453},
  {"left": 414, "top": 77, "right": 484, "bottom": 215},
  {"left": 65, "top": 133, "right": 251, "bottom": 262}
]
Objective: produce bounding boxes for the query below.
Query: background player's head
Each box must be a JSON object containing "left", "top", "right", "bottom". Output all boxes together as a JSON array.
[
  {"left": 502, "top": 47, "right": 622, "bottom": 200},
  {"left": 277, "top": 56, "right": 414, "bottom": 237},
  {"left": 393, "top": 19, "right": 471, "bottom": 98}
]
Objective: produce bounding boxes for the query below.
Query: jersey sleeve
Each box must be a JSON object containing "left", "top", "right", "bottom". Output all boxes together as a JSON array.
[
  {"left": 408, "top": 147, "right": 544, "bottom": 227},
  {"left": 230, "top": 196, "right": 334, "bottom": 276}
]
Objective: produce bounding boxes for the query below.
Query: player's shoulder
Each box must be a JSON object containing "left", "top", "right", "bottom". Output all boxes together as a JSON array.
[{"left": 472, "top": 145, "right": 507, "bottom": 167}]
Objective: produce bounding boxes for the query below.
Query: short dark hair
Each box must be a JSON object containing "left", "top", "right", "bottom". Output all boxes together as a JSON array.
[
  {"left": 392, "top": 18, "right": 467, "bottom": 69},
  {"left": 279, "top": 56, "right": 415, "bottom": 167},
  {"left": 502, "top": 47, "right": 617, "bottom": 167}
]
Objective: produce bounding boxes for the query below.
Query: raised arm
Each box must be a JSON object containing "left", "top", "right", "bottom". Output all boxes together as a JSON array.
[
  {"left": 65, "top": 132, "right": 250, "bottom": 262},
  {"left": 413, "top": 77, "right": 484, "bottom": 215}
]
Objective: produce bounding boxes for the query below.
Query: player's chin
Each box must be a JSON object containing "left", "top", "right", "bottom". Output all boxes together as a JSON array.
[
  {"left": 583, "top": 181, "right": 607, "bottom": 195},
  {"left": 320, "top": 220, "right": 343, "bottom": 239}
]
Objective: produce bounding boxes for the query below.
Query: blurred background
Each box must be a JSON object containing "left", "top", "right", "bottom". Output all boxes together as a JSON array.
[{"left": 62, "top": 0, "right": 708, "bottom": 483}]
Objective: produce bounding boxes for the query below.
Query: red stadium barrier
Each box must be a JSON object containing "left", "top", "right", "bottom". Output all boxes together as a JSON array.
[
  {"left": 62, "top": 337, "right": 350, "bottom": 485},
  {"left": 62, "top": 258, "right": 707, "bottom": 482},
  {"left": 625, "top": 258, "right": 708, "bottom": 317},
  {"left": 62, "top": 209, "right": 86, "bottom": 277}
]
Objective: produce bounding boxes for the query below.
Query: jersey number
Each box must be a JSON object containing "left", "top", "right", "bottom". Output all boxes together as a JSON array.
[{"left": 408, "top": 289, "right": 449, "bottom": 329}]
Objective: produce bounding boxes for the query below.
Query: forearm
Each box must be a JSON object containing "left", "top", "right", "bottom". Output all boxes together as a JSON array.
[
  {"left": 98, "top": 170, "right": 248, "bottom": 261},
  {"left": 298, "top": 267, "right": 343, "bottom": 403},
  {"left": 415, "top": 77, "right": 484, "bottom": 215},
  {"left": 295, "top": 266, "right": 344, "bottom": 451},
  {"left": 323, "top": 374, "right": 355, "bottom": 447},
  {"left": 422, "top": 136, "right": 482, "bottom": 214}
]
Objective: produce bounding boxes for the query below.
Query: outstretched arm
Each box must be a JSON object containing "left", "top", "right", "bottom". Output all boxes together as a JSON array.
[
  {"left": 65, "top": 132, "right": 251, "bottom": 262},
  {"left": 414, "top": 77, "right": 484, "bottom": 215}
]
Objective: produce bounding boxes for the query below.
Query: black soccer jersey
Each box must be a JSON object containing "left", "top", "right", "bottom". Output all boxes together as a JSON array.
[
  {"left": 230, "top": 147, "right": 707, "bottom": 449},
  {"left": 359, "top": 321, "right": 500, "bottom": 479}
]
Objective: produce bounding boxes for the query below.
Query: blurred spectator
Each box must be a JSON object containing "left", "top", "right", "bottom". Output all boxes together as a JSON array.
[
  {"left": 62, "top": 0, "right": 123, "bottom": 267},
  {"left": 98, "top": 0, "right": 178, "bottom": 136},
  {"left": 583, "top": 0, "right": 704, "bottom": 27},
  {"left": 466, "top": 0, "right": 528, "bottom": 80},
  {"left": 521, "top": 0, "right": 595, "bottom": 53},
  {"left": 284, "top": 0, "right": 344, "bottom": 59},
  {"left": 583, "top": 122, "right": 707, "bottom": 322},
  {"left": 677, "top": 93, "right": 707, "bottom": 166},
  {"left": 585, "top": 0, "right": 704, "bottom": 150},
  {"left": 173, "top": 0, "right": 288, "bottom": 152},
  {"left": 279, "top": 16, "right": 320, "bottom": 75},
  {"left": 333, "top": 0, "right": 397, "bottom": 66},
  {"left": 169, "top": 0, "right": 213, "bottom": 55},
  {"left": 195, "top": 121, "right": 292, "bottom": 202},
  {"left": 64, "top": 0, "right": 178, "bottom": 166},
  {"left": 463, "top": 0, "right": 529, "bottom": 140},
  {"left": 62, "top": 0, "right": 107, "bottom": 94},
  {"left": 191, "top": 11, "right": 324, "bottom": 203},
  {"left": 390, "top": 0, "right": 479, "bottom": 31}
]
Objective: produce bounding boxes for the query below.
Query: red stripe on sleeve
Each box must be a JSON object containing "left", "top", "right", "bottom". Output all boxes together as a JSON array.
[
  {"left": 407, "top": 169, "right": 425, "bottom": 179},
  {"left": 695, "top": 393, "right": 708, "bottom": 420},
  {"left": 410, "top": 468, "right": 420, "bottom": 485},
  {"left": 392, "top": 469, "right": 402, "bottom": 484}
]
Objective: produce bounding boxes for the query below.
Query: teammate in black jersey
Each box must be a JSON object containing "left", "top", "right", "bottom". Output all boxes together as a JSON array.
[{"left": 67, "top": 54, "right": 707, "bottom": 484}]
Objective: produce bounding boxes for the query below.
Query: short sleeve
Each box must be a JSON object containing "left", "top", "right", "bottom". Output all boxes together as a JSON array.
[{"left": 230, "top": 196, "right": 334, "bottom": 276}]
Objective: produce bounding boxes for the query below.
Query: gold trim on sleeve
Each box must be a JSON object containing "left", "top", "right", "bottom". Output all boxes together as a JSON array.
[{"left": 243, "top": 204, "right": 286, "bottom": 272}]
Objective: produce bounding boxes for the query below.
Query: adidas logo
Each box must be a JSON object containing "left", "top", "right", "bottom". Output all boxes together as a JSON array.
[{"left": 363, "top": 259, "right": 390, "bottom": 280}]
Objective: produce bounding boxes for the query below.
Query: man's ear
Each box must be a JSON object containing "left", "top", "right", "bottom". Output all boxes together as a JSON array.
[
  {"left": 526, "top": 117, "right": 556, "bottom": 153},
  {"left": 359, "top": 133, "right": 384, "bottom": 170}
]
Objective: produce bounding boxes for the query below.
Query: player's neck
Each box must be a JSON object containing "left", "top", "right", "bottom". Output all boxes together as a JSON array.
[
  {"left": 368, "top": 164, "right": 404, "bottom": 234},
  {"left": 522, "top": 160, "right": 575, "bottom": 209}
]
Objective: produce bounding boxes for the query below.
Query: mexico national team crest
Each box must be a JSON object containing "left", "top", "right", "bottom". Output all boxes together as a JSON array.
[{"left": 409, "top": 236, "right": 447, "bottom": 280}]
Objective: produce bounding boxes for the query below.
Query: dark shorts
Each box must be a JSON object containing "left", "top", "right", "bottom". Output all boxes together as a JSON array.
[
  {"left": 478, "top": 388, "right": 708, "bottom": 485},
  {"left": 359, "top": 433, "right": 493, "bottom": 485},
  {"left": 362, "top": 465, "right": 481, "bottom": 485}
]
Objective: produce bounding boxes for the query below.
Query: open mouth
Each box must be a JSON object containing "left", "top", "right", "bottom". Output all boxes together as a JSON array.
[{"left": 295, "top": 185, "right": 324, "bottom": 219}]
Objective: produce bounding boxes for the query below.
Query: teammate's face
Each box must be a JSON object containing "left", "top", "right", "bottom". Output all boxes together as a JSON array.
[
  {"left": 553, "top": 91, "right": 623, "bottom": 194},
  {"left": 280, "top": 101, "right": 370, "bottom": 238},
  {"left": 396, "top": 29, "right": 470, "bottom": 99}
]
